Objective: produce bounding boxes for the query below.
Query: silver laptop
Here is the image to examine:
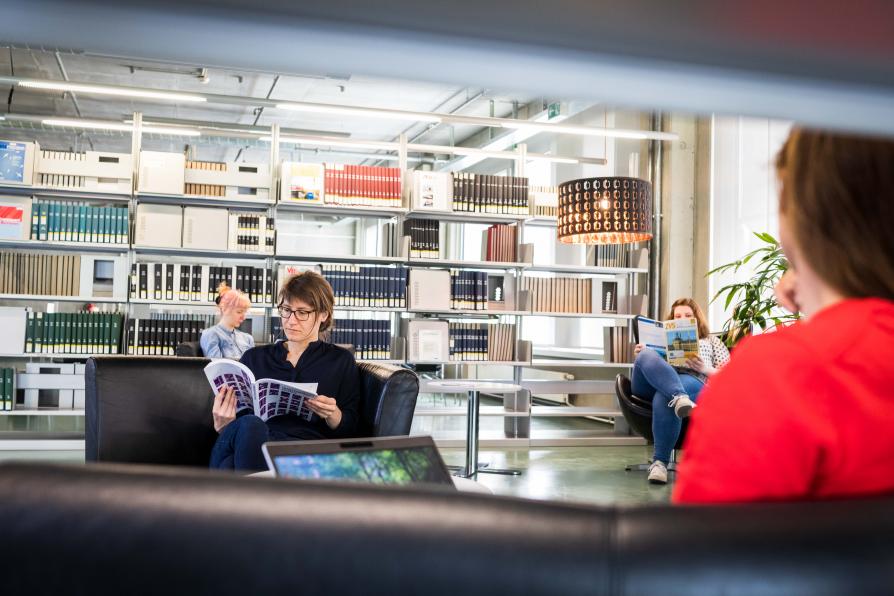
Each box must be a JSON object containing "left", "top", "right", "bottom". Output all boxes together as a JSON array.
[{"left": 262, "top": 435, "right": 456, "bottom": 490}]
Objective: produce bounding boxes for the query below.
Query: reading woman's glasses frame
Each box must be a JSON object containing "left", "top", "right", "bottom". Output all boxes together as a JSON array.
[{"left": 278, "top": 305, "right": 316, "bottom": 322}]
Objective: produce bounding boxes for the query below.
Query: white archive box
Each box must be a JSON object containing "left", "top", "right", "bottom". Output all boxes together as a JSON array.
[
  {"left": 0, "top": 196, "right": 33, "bottom": 240},
  {"left": 0, "top": 307, "right": 28, "bottom": 354},
  {"left": 0, "top": 140, "right": 36, "bottom": 186},
  {"left": 36, "top": 149, "right": 133, "bottom": 193},
  {"left": 139, "top": 151, "right": 186, "bottom": 195},
  {"left": 135, "top": 203, "right": 183, "bottom": 248},
  {"left": 184, "top": 161, "right": 271, "bottom": 200},
  {"left": 411, "top": 170, "right": 452, "bottom": 211},
  {"left": 405, "top": 319, "right": 450, "bottom": 363},
  {"left": 182, "top": 206, "right": 228, "bottom": 250},
  {"left": 407, "top": 268, "right": 451, "bottom": 311}
]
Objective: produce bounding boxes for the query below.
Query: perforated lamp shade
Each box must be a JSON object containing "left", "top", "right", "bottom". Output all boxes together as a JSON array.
[{"left": 557, "top": 176, "right": 652, "bottom": 244}]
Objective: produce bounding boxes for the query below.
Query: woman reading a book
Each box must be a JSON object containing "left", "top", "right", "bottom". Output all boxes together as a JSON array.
[
  {"left": 674, "top": 129, "right": 894, "bottom": 503},
  {"left": 209, "top": 271, "right": 361, "bottom": 471},
  {"left": 200, "top": 283, "right": 255, "bottom": 359},
  {"left": 632, "top": 298, "right": 730, "bottom": 484}
]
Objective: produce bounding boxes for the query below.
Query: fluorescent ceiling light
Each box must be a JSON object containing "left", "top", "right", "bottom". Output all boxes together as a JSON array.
[
  {"left": 20, "top": 81, "right": 207, "bottom": 103},
  {"left": 42, "top": 118, "right": 201, "bottom": 136},
  {"left": 276, "top": 102, "right": 441, "bottom": 123}
]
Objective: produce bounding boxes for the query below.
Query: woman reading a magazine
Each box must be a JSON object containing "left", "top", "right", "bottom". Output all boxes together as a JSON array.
[
  {"left": 209, "top": 271, "right": 361, "bottom": 471},
  {"left": 674, "top": 129, "right": 894, "bottom": 503},
  {"left": 200, "top": 283, "right": 255, "bottom": 360},
  {"left": 632, "top": 298, "right": 730, "bottom": 484}
]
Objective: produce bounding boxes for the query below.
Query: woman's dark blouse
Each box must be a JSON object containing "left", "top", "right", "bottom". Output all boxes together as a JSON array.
[{"left": 239, "top": 340, "right": 361, "bottom": 440}]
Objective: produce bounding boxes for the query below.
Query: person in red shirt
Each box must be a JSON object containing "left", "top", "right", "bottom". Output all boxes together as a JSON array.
[{"left": 674, "top": 129, "right": 894, "bottom": 504}]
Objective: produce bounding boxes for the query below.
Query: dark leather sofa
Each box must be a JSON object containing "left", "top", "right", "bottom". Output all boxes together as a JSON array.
[
  {"left": 1, "top": 461, "right": 892, "bottom": 595},
  {"left": 85, "top": 356, "right": 419, "bottom": 465}
]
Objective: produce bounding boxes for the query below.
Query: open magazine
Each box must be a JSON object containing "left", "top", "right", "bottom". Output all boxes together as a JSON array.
[
  {"left": 203, "top": 360, "right": 318, "bottom": 422},
  {"left": 636, "top": 316, "right": 699, "bottom": 367}
]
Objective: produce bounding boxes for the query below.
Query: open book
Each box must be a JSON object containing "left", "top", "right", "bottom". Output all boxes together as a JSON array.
[
  {"left": 204, "top": 360, "right": 318, "bottom": 422},
  {"left": 636, "top": 316, "right": 699, "bottom": 367}
]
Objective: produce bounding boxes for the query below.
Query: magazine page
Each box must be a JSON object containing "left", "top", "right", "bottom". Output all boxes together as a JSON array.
[
  {"left": 203, "top": 360, "right": 257, "bottom": 411},
  {"left": 636, "top": 316, "right": 668, "bottom": 360},
  {"left": 255, "top": 379, "right": 318, "bottom": 422},
  {"left": 663, "top": 317, "right": 699, "bottom": 367}
]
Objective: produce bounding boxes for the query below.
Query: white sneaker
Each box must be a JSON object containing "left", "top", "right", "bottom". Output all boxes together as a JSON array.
[
  {"left": 668, "top": 394, "right": 696, "bottom": 419},
  {"left": 648, "top": 460, "right": 668, "bottom": 484}
]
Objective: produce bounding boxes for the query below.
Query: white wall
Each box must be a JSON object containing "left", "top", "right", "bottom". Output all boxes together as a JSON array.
[{"left": 708, "top": 115, "right": 790, "bottom": 331}]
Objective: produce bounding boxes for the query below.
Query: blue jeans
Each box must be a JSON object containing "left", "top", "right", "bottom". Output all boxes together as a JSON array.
[
  {"left": 631, "top": 348, "right": 705, "bottom": 465},
  {"left": 210, "top": 415, "right": 277, "bottom": 472}
]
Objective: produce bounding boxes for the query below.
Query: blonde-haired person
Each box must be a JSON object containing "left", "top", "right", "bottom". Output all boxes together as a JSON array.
[
  {"left": 674, "top": 128, "right": 894, "bottom": 504},
  {"left": 209, "top": 271, "right": 361, "bottom": 471},
  {"left": 632, "top": 298, "right": 730, "bottom": 484},
  {"left": 200, "top": 283, "right": 255, "bottom": 359}
]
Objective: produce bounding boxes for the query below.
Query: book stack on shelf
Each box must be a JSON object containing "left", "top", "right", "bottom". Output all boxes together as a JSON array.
[
  {"left": 31, "top": 201, "right": 128, "bottom": 244},
  {"left": 520, "top": 276, "right": 593, "bottom": 313},
  {"left": 0, "top": 367, "right": 14, "bottom": 411},
  {"left": 328, "top": 319, "right": 392, "bottom": 360},
  {"left": 448, "top": 322, "right": 517, "bottom": 362},
  {"left": 319, "top": 265, "right": 408, "bottom": 308},
  {"left": 323, "top": 164, "right": 402, "bottom": 208},
  {"left": 451, "top": 173, "right": 529, "bottom": 215},
  {"left": 125, "top": 314, "right": 214, "bottom": 356},
  {"left": 530, "top": 185, "right": 558, "bottom": 217},
  {"left": 450, "top": 270, "right": 488, "bottom": 310},
  {"left": 228, "top": 212, "right": 275, "bottom": 253},
  {"left": 403, "top": 218, "right": 439, "bottom": 259},
  {"left": 24, "top": 311, "right": 124, "bottom": 355},
  {"left": 0, "top": 253, "right": 81, "bottom": 296},
  {"left": 603, "top": 326, "right": 634, "bottom": 363},
  {"left": 130, "top": 263, "right": 273, "bottom": 304},
  {"left": 483, "top": 223, "right": 518, "bottom": 262},
  {"left": 185, "top": 160, "right": 227, "bottom": 196},
  {"left": 590, "top": 245, "right": 649, "bottom": 269}
]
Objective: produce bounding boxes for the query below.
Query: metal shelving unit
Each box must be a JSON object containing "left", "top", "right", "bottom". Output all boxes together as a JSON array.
[
  {"left": 136, "top": 192, "right": 274, "bottom": 210},
  {"left": 0, "top": 239, "right": 129, "bottom": 253}
]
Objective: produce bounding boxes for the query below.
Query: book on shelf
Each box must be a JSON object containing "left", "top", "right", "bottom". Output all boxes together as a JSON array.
[
  {"left": 323, "top": 163, "right": 402, "bottom": 208},
  {"left": 0, "top": 140, "right": 36, "bottom": 186},
  {"left": 451, "top": 173, "right": 529, "bottom": 215},
  {"left": 0, "top": 367, "right": 15, "bottom": 411},
  {"left": 411, "top": 170, "right": 451, "bottom": 211},
  {"left": 636, "top": 316, "right": 699, "bottom": 366},
  {"left": 530, "top": 185, "right": 558, "bottom": 217},
  {"left": 281, "top": 162, "right": 324, "bottom": 204},
  {"left": 603, "top": 326, "right": 634, "bottom": 364},
  {"left": 406, "top": 319, "right": 449, "bottom": 362},
  {"left": 321, "top": 264, "right": 407, "bottom": 309},
  {"left": 0, "top": 252, "right": 82, "bottom": 297},
  {"left": 449, "top": 269, "right": 488, "bottom": 311},
  {"left": 24, "top": 310, "right": 123, "bottom": 355},
  {"left": 482, "top": 223, "right": 518, "bottom": 263},
  {"left": 519, "top": 275, "right": 593, "bottom": 314},
  {"left": 403, "top": 218, "right": 439, "bottom": 259},
  {"left": 448, "top": 322, "right": 516, "bottom": 362},
  {"left": 125, "top": 315, "right": 216, "bottom": 356},
  {"left": 0, "top": 196, "right": 32, "bottom": 240},
  {"left": 131, "top": 262, "right": 273, "bottom": 305},
  {"left": 29, "top": 201, "right": 130, "bottom": 244},
  {"left": 328, "top": 318, "right": 392, "bottom": 360},
  {"left": 227, "top": 211, "right": 275, "bottom": 254},
  {"left": 185, "top": 160, "right": 226, "bottom": 197},
  {"left": 204, "top": 359, "right": 318, "bottom": 422}
]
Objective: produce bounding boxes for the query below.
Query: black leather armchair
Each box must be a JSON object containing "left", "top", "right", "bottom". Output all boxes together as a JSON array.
[
  {"left": 616, "top": 373, "right": 688, "bottom": 472},
  {"left": 85, "top": 356, "right": 419, "bottom": 465},
  {"left": 1, "top": 461, "right": 893, "bottom": 595}
]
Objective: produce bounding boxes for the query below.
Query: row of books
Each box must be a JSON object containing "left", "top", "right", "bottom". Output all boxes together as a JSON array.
[
  {"left": 519, "top": 276, "right": 593, "bottom": 313},
  {"left": 448, "top": 322, "right": 516, "bottom": 361},
  {"left": 449, "top": 270, "right": 489, "bottom": 311},
  {"left": 0, "top": 252, "right": 82, "bottom": 297},
  {"left": 591, "top": 245, "right": 648, "bottom": 269},
  {"left": 328, "top": 319, "right": 393, "bottom": 360},
  {"left": 483, "top": 223, "right": 518, "bottom": 262},
  {"left": 324, "top": 164, "right": 402, "bottom": 207},
  {"left": 530, "top": 186, "right": 559, "bottom": 217},
  {"left": 124, "top": 316, "right": 210, "bottom": 356},
  {"left": 451, "top": 173, "right": 529, "bottom": 214},
  {"left": 23, "top": 311, "right": 124, "bottom": 354},
  {"left": 185, "top": 160, "right": 227, "bottom": 197},
  {"left": 403, "top": 219, "right": 439, "bottom": 259},
  {"left": 603, "top": 326, "right": 634, "bottom": 363},
  {"left": 320, "top": 265, "right": 408, "bottom": 308},
  {"left": 232, "top": 213, "right": 275, "bottom": 253},
  {"left": 0, "top": 368, "right": 14, "bottom": 411},
  {"left": 130, "top": 263, "right": 274, "bottom": 304},
  {"left": 31, "top": 201, "right": 128, "bottom": 244}
]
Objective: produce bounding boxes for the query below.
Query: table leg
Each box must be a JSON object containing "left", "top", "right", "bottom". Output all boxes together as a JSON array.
[{"left": 456, "top": 389, "right": 522, "bottom": 477}]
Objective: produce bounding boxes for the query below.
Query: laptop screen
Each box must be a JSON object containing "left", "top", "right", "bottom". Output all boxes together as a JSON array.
[{"left": 263, "top": 436, "right": 455, "bottom": 488}]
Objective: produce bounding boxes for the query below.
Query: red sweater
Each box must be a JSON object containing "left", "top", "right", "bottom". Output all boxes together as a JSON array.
[{"left": 673, "top": 298, "right": 894, "bottom": 504}]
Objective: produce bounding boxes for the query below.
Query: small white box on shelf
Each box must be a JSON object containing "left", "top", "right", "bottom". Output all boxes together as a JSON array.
[
  {"left": 407, "top": 268, "right": 451, "bottom": 311},
  {"left": 21, "top": 362, "right": 84, "bottom": 410},
  {"left": 406, "top": 319, "right": 450, "bottom": 362},
  {"left": 280, "top": 162, "right": 324, "bottom": 204},
  {"left": 183, "top": 206, "right": 228, "bottom": 250},
  {"left": 36, "top": 149, "right": 132, "bottom": 193},
  {"left": 135, "top": 203, "right": 183, "bottom": 248},
  {"left": 138, "top": 151, "right": 185, "bottom": 195},
  {"left": 411, "top": 170, "right": 452, "bottom": 211},
  {"left": 184, "top": 161, "right": 271, "bottom": 200},
  {"left": 0, "top": 307, "right": 27, "bottom": 354},
  {"left": 0, "top": 196, "right": 32, "bottom": 240},
  {"left": 0, "top": 140, "right": 36, "bottom": 186}
]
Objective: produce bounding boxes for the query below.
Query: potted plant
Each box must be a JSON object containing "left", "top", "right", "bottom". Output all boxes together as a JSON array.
[{"left": 708, "top": 232, "right": 800, "bottom": 347}]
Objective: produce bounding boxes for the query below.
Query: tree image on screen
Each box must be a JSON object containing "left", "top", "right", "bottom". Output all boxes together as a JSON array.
[{"left": 276, "top": 448, "right": 445, "bottom": 485}]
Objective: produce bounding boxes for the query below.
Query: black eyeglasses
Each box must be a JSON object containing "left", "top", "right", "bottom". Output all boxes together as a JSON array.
[{"left": 278, "top": 306, "right": 316, "bottom": 321}]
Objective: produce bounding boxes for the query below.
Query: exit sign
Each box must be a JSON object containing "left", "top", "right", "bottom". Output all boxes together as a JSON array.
[{"left": 547, "top": 102, "right": 562, "bottom": 120}]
